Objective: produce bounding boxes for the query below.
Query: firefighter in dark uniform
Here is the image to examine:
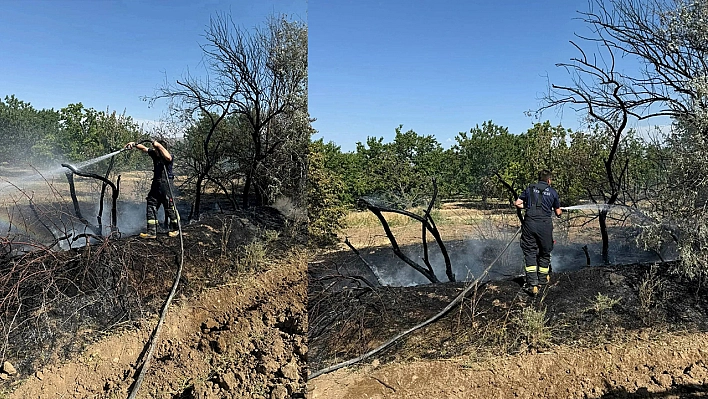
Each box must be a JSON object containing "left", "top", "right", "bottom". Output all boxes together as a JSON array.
[
  {"left": 125, "top": 139, "right": 179, "bottom": 238},
  {"left": 514, "top": 169, "right": 562, "bottom": 295}
]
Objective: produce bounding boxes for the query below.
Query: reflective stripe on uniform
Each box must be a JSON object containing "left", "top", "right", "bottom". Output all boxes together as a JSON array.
[
  {"left": 539, "top": 266, "right": 550, "bottom": 274},
  {"left": 147, "top": 219, "right": 159, "bottom": 225},
  {"left": 525, "top": 265, "right": 538, "bottom": 273}
]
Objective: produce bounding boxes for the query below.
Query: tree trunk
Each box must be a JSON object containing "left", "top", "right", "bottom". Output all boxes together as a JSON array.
[
  {"left": 243, "top": 157, "right": 264, "bottom": 208},
  {"left": 599, "top": 209, "right": 609, "bottom": 264},
  {"left": 255, "top": 182, "right": 267, "bottom": 206},
  {"left": 191, "top": 175, "right": 204, "bottom": 220},
  {"left": 360, "top": 184, "right": 454, "bottom": 283},
  {"left": 242, "top": 170, "right": 253, "bottom": 208},
  {"left": 98, "top": 156, "right": 116, "bottom": 233}
]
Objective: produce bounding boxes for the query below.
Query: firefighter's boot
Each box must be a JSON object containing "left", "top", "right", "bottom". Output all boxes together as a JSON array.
[
  {"left": 142, "top": 204, "right": 159, "bottom": 239},
  {"left": 538, "top": 265, "right": 550, "bottom": 286}
]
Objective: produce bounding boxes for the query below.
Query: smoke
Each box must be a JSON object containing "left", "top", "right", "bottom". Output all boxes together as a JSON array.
[
  {"left": 353, "top": 225, "right": 677, "bottom": 287},
  {"left": 0, "top": 155, "right": 186, "bottom": 252}
]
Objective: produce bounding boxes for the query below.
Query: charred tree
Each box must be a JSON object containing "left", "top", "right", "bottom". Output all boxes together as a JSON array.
[
  {"left": 359, "top": 180, "right": 454, "bottom": 283},
  {"left": 344, "top": 237, "right": 384, "bottom": 286},
  {"left": 541, "top": 0, "right": 708, "bottom": 264},
  {"left": 62, "top": 163, "right": 121, "bottom": 236},
  {"left": 541, "top": 20, "right": 635, "bottom": 264},
  {"left": 65, "top": 171, "right": 102, "bottom": 237},
  {"left": 154, "top": 14, "right": 307, "bottom": 212},
  {"left": 97, "top": 155, "right": 117, "bottom": 233}
]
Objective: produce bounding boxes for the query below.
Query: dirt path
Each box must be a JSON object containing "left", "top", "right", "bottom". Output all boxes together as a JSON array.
[
  {"left": 309, "top": 331, "right": 708, "bottom": 399},
  {"left": 7, "top": 248, "right": 307, "bottom": 399}
]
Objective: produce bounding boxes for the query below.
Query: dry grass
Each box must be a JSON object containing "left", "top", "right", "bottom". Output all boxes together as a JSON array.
[
  {"left": 341, "top": 201, "right": 630, "bottom": 254},
  {"left": 342, "top": 204, "right": 517, "bottom": 248},
  {"left": 639, "top": 264, "right": 665, "bottom": 315}
]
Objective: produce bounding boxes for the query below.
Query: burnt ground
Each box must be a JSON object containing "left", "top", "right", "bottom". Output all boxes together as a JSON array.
[
  {"left": 0, "top": 203, "right": 308, "bottom": 399},
  {"left": 308, "top": 244, "right": 708, "bottom": 398}
]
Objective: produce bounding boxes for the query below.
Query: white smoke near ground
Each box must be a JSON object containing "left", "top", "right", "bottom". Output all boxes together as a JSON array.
[
  {"left": 354, "top": 213, "right": 678, "bottom": 287},
  {"left": 0, "top": 151, "right": 177, "bottom": 251}
]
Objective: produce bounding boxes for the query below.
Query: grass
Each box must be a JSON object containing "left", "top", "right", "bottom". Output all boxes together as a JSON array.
[
  {"left": 587, "top": 292, "right": 621, "bottom": 316},
  {"left": 262, "top": 229, "right": 280, "bottom": 243},
  {"left": 638, "top": 264, "right": 665, "bottom": 315},
  {"left": 237, "top": 240, "right": 267, "bottom": 273},
  {"left": 514, "top": 307, "right": 552, "bottom": 350},
  {"left": 345, "top": 211, "right": 413, "bottom": 228}
]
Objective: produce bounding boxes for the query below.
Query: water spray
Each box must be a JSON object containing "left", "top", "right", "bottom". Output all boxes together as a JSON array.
[
  {"left": 68, "top": 138, "right": 157, "bottom": 172},
  {"left": 559, "top": 203, "right": 657, "bottom": 224},
  {"left": 73, "top": 149, "right": 125, "bottom": 170}
]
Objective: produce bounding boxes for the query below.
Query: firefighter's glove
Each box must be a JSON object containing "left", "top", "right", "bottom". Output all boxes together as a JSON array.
[{"left": 125, "top": 142, "right": 135, "bottom": 150}]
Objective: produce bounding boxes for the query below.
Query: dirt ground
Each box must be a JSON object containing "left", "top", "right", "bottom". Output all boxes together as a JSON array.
[
  {"left": 9, "top": 252, "right": 306, "bottom": 399},
  {"left": 309, "top": 332, "right": 708, "bottom": 399},
  {"left": 308, "top": 204, "right": 708, "bottom": 399}
]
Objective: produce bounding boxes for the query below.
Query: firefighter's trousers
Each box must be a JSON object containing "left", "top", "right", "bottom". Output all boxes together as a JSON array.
[
  {"left": 520, "top": 217, "right": 554, "bottom": 286},
  {"left": 146, "top": 178, "right": 179, "bottom": 235}
]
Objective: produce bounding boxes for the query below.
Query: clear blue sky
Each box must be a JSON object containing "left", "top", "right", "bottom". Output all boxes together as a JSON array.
[
  {"left": 309, "top": 1, "right": 600, "bottom": 151},
  {"left": 1, "top": 0, "right": 306, "bottom": 126}
]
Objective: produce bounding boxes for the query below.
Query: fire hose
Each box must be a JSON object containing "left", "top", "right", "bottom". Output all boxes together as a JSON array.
[
  {"left": 309, "top": 226, "right": 523, "bottom": 380},
  {"left": 127, "top": 149, "right": 184, "bottom": 398}
]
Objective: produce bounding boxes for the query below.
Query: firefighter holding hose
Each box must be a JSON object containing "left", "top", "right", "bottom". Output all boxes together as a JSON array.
[
  {"left": 124, "top": 139, "right": 179, "bottom": 238},
  {"left": 514, "top": 169, "right": 562, "bottom": 296}
]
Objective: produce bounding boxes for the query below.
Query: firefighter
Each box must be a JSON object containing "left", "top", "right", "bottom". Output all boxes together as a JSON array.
[
  {"left": 514, "top": 169, "right": 562, "bottom": 296},
  {"left": 124, "top": 139, "right": 179, "bottom": 238}
]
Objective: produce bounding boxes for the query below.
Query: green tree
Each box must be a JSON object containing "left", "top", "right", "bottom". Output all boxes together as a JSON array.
[
  {"left": 453, "top": 121, "right": 517, "bottom": 202},
  {"left": 354, "top": 126, "right": 445, "bottom": 208},
  {"left": 0, "top": 95, "right": 60, "bottom": 166},
  {"left": 48, "top": 103, "right": 144, "bottom": 172},
  {"left": 307, "top": 138, "right": 347, "bottom": 243},
  {"left": 452, "top": 121, "right": 563, "bottom": 206}
]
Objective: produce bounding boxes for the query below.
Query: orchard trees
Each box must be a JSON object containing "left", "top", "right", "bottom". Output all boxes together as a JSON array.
[
  {"left": 353, "top": 126, "right": 446, "bottom": 208},
  {"left": 0, "top": 96, "right": 60, "bottom": 166},
  {"left": 0, "top": 96, "right": 142, "bottom": 168},
  {"left": 452, "top": 121, "right": 521, "bottom": 203}
]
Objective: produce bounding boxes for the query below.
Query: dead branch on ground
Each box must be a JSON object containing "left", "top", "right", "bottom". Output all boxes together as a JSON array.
[{"left": 344, "top": 237, "right": 383, "bottom": 286}]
